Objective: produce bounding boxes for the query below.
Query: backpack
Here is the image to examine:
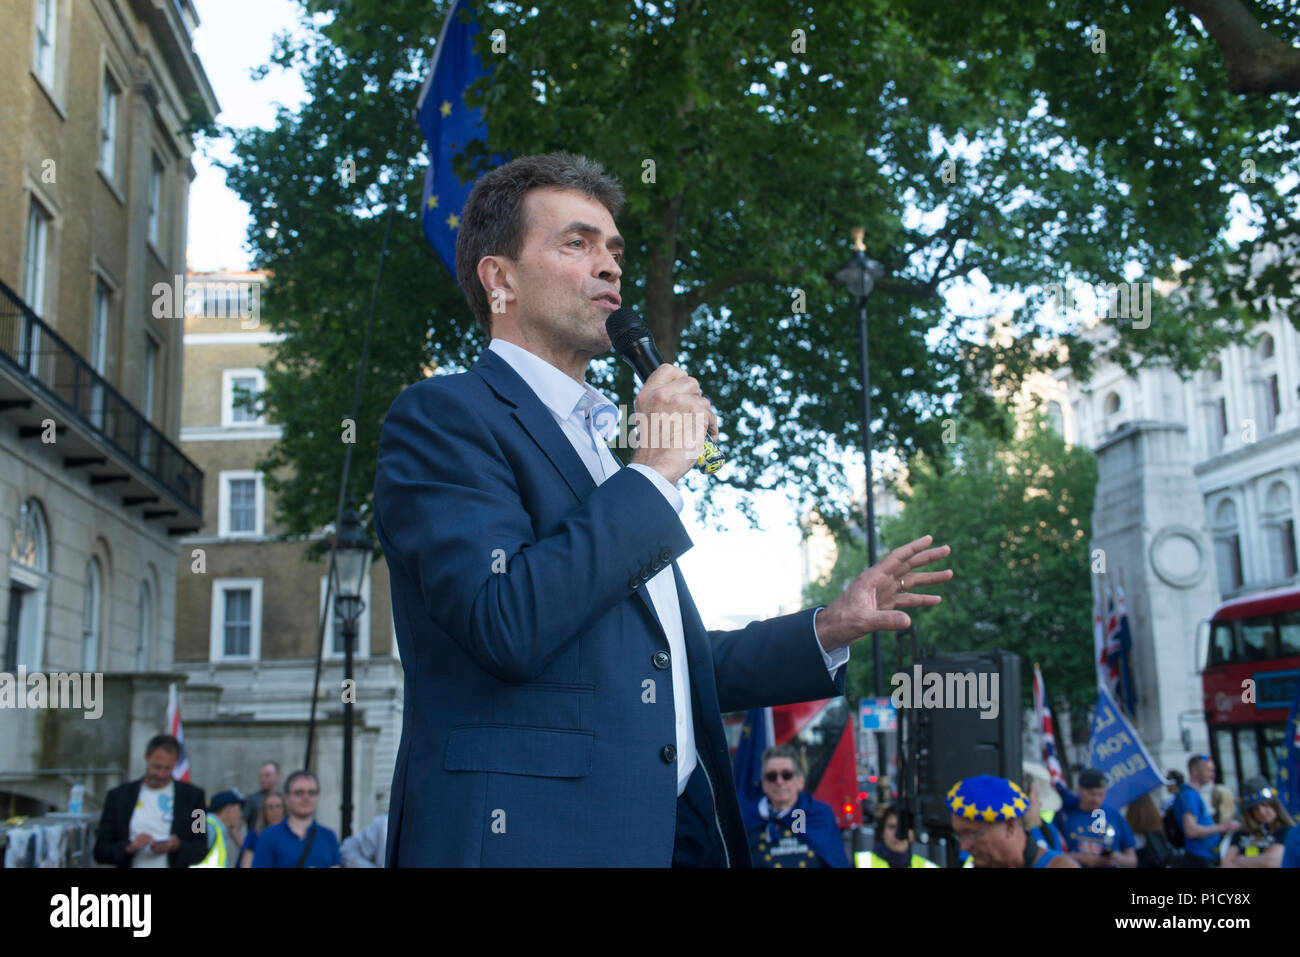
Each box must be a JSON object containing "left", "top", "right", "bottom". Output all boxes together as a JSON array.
[{"left": 1163, "top": 801, "right": 1185, "bottom": 848}]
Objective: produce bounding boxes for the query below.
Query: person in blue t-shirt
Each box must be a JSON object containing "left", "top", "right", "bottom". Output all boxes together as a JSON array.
[
  {"left": 1283, "top": 822, "right": 1300, "bottom": 868},
  {"left": 1172, "top": 754, "right": 1238, "bottom": 867},
  {"left": 1053, "top": 768, "right": 1137, "bottom": 867},
  {"left": 251, "top": 770, "right": 341, "bottom": 868}
]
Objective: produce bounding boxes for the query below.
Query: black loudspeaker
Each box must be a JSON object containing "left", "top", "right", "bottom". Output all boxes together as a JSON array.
[{"left": 913, "top": 650, "right": 1022, "bottom": 831}]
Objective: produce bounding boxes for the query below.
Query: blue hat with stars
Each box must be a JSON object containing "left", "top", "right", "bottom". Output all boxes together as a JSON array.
[{"left": 946, "top": 775, "right": 1029, "bottom": 822}]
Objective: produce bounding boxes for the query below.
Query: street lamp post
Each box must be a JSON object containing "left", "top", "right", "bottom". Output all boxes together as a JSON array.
[
  {"left": 830, "top": 227, "right": 887, "bottom": 806},
  {"left": 330, "top": 499, "right": 372, "bottom": 841}
]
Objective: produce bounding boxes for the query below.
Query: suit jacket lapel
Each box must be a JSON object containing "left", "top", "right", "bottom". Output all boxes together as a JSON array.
[
  {"left": 472, "top": 348, "right": 596, "bottom": 504},
  {"left": 471, "top": 349, "right": 668, "bottom": 637}
]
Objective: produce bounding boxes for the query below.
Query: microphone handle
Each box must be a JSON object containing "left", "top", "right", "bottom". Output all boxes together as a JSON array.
[{"left": 621, "top": 337, "right": 725, "bottom": 475}]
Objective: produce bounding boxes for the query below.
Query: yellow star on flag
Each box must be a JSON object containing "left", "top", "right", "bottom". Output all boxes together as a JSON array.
[
  {"left": 1013, "top": 797, "right": 1027, "bottom": 813},
  {"left": 440, "top": 100, "right": 453, "bottom": 117},
  {"left": 963, "top": 805, "right": 978, "bottom": 819},
  {"left": 426, "top": 195, "right": 438, "bottom": 209},
  {"left": 980, "top": 806, "right": 998, "bottom": 822},
  {"left": 947, "top": 782, "right": 961, "bottom": 800},
  {"left": 446, "top": 213, "right": 460, "bottom": 229},
  {"left": 1000, "top": 803, "right": 1016, "bottom": 819},
  {"left": 951, "top": 796, "right": 965, "bottom": 812}
]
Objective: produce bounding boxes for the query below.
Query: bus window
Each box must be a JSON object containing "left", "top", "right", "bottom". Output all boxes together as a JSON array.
[
  {"left": 1236, "top": 730, "right": 1263, "bottom": 796},
  {"left": 1240, "top": 619, "right": 1275, "bottom": 661},
  {"left": 1260, "top": 724, "right": 1288, "bottom": 784},
  {"left": 1211, "top": 727, "right": 1238, "bottom": 796},
  {"left": 1280, "top": 611, "right": 1300, "bottom": 657},
  {"left": 1209, "top": 622, "right": 1235, "bottom": 665}
]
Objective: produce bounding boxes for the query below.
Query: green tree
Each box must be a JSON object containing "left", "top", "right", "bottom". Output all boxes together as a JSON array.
[
  {"left": 804, "top": 410, "right": 1098, "bottom": 720},
  {"left": 216, "top": 0, "right": 1299, "bottom": 541}
]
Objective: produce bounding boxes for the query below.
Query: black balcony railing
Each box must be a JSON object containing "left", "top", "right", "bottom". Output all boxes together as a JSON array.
[{"left": 0, "top": 280, "right": 202, "bottom": 516}]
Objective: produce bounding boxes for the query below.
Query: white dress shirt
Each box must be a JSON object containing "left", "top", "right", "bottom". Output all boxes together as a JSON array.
[{"left": 487, "top": 338, "right": 848, "bottom": 795}]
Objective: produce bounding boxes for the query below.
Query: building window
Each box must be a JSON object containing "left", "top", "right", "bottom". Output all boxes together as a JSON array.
[
  {"left": 136, "top": 579, "right": 152, "bottom": 670},
  {"left": 82, "top": 557, "right": 101, "bottom": 671},
  {"left": 218, "top": 470, "right": 264, "bottom": 537},
  {"left": 1208, "top": 359, "right": 1222, "bottom": 383},
  {"left": 6, "top": 499, "right": 51, "bottom": 671},
  {"left": 221, "top": 368, "right": 266, "bottom": 426},
  {"left": 1263, "top": 483, "right": 1297, "bottom": 582},
  {"left": 1213, "top": 498, "right": 1244, "bottom": 594},
  {"left": 99, "top": 71, "right": 119, "bottom": 177},
  {"left": 320, "top": 574, "right": 371, "bottom": 658},
  {"left": 1211, "top": 396, "right": 1229, "bottom": 453},
  {"left": 139, "top": 337, "right": 158, "bottom": 465},
  {"left": 88, "top": 279, "right": 109, "bottom": 429},
  {"left": 210, "top": 579, "right": 263, "bottom": 661},
  {"left": 147, "top": 155, "right": 163, "bottom": 247},
  {"left": 32, "top": 0, "right": 57, "bottom": 88},
  {"left": 1259, "top": 333, "right": 1275, "bottom": 359},
  {"left": 22, "top": 201, "right": 51, "bottom": 375},
  {"left": 1264, "top": 373, "right": 1280, "bottom": 434}
]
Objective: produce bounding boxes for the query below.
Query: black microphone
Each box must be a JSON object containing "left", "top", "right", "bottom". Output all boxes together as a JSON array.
[{"left": 606, "top": 307, "right": 724, "bottom": 475}]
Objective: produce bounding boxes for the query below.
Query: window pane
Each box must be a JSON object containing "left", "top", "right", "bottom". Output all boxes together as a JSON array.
[
  {"left": 231, "top": 376, "right": 258, "bottom": 423},
  {"left": 1209, "top": 622, "right": 1235, "bottom": 665},
  {"left": 1280, "top": 611, "right": 1300, "bottom": 657},
  {"left": 1240, "top": 620, "right": 1275, "bottom": 661},
  {"left": 1261, "top": 723, "right": 1288, "bottom": 783},
  {"left": 229, "top": 479, "right": 255, "bottom": 533},
  {"left": 224, "top": 589, "right": 251, "bottom": 656}
]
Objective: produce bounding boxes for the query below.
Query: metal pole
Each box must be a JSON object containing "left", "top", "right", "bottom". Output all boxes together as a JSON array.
[
  {"left": 856, "top": 293, "right": 885, "bottom": 803},
  {"left": 341, "top": 610, "right": 357, "bottom": 840}
]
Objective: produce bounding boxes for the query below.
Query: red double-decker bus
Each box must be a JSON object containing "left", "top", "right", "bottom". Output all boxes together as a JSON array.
[{"left": 1199, "top": 585, "right": 1300, "bottom": 796}]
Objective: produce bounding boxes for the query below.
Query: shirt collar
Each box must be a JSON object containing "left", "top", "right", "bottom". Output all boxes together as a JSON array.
[{"left": 488, "top": 338, "right": 619, "bottom": 441}]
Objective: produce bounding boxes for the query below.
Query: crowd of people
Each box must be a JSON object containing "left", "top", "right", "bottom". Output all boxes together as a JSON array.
[
  {"left": 92, "top": 735, "right": 388, "bottom": 868},
  {"left": 741, "top": 744, "right": 1300, "bottom": 869},
  {"left": 89, "top": 733, "right": 1298, "bottom": 868}
]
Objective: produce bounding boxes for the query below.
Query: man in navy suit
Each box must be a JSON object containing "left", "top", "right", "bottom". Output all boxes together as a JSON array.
[{"left": 374, "top": 152, "right": 952, "bottom": 866}]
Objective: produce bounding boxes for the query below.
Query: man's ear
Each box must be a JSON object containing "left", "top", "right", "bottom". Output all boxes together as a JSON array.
[{"left": 478, "top": 255, "right": 516, "bottom": 315}]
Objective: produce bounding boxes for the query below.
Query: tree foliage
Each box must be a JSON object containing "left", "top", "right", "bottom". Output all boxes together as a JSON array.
[
  {"left": 803, "top": 410, "right": 1099, "bottom": 719},
  {"left": 215, "top": 0, "right": 1300, "bottom": 540}
]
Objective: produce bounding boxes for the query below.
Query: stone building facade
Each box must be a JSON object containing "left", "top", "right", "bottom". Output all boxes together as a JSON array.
[{"left": 0, "top": 0, "right": 216, "bottom": 816}]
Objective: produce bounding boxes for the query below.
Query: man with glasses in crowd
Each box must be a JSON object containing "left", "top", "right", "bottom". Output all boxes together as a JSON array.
[
  {"left": 947, "top": 775, "right": 1080, "bottom": 868},
  {"left": 251, "top": 770, "right": 341, "bottom": 868},
  {"left": 742, "top": 744, "right": 849, "bottom": 868}
]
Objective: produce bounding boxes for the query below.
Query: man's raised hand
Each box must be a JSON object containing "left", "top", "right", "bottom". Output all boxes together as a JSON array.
[{"left": 815, "top": 534, "right": 953, "bottom": 651}]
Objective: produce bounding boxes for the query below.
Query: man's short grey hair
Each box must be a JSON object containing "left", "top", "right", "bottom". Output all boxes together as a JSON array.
[
  {"left": 761, "top": 744, "right": 804, "bottom": 776},
  {"left": 455, "top": 151, "right": 625, "bottom": 338}
]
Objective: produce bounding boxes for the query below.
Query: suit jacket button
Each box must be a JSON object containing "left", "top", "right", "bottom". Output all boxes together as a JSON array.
[
  {"left": 652, "top": 651, "right": 670, "bottom": 670},
  {"left": 629, "top": 575, "right": 640, "bottom": 590},
  {"left": 661, "top": 745, "right": 677, "bottom": 763},
  {"left": 659, "top": 547, "right": 672, "bottom": 562}
]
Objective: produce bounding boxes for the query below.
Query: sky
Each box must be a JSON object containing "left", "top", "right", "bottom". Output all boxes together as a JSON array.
[{"left": 188, "top": 0, "right": 821, "bottom": 629}]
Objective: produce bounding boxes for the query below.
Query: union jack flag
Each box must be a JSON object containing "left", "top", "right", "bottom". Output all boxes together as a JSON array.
[
  {"left": 1033, "top": 664, "right": 1065, "bottom": 787},
  {"left": 1105, "top": 586, "right": 1137, "bottom": 714}
]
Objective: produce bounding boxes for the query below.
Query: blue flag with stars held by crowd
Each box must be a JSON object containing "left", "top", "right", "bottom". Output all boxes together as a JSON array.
[
  {"left": 732, "top": 707, "right": 774, "bottom": 812},
  {"left": 1085, "top": 683, "right": 1163, "bottom": 809},
  {"left": 416, "top": 0, "right": 499, "bottom": 274},
  {"left": 1278, "top": 671, "right": 1300, "bottom": 816}
]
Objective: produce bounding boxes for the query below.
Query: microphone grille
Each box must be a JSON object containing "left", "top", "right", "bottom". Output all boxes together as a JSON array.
[{"left": 605, "top": 306, "right": 649, "bottom": 354}]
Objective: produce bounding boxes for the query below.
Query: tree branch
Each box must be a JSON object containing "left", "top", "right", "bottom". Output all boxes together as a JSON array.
[
  {"left": 1175, "top": 0, "right": 1300, "bottom": 95},
  {"left": 678, "top": 266, "right": 781, "bottom": 317}
]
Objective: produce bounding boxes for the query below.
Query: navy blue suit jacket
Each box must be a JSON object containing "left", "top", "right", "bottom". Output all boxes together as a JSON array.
[{"left": 373, "top": 347, "right": 845, "bottom": 866}]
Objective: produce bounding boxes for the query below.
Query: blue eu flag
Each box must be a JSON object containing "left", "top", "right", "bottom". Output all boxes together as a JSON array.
[
  {"left": 416, "top": 0, "right": 498, "bottom": 274},
  {"left": 1278, "top": 673, "right": 1300, "bottom": 816},
  {"left": 732, "top": 708, "right": 774, "bottom": 813}
]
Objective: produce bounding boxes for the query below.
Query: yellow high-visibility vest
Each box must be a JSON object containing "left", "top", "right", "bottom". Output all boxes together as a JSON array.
[
  {"left": 855, "top": 850, "right": 940, "bottom": 868},
  {"left": 191, "top": 814, "right": 228, "bottom": 868}
]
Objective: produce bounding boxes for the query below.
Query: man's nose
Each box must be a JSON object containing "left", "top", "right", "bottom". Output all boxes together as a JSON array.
[{"left": 596, "top": 249, "right": 621, "bottom": 282}]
